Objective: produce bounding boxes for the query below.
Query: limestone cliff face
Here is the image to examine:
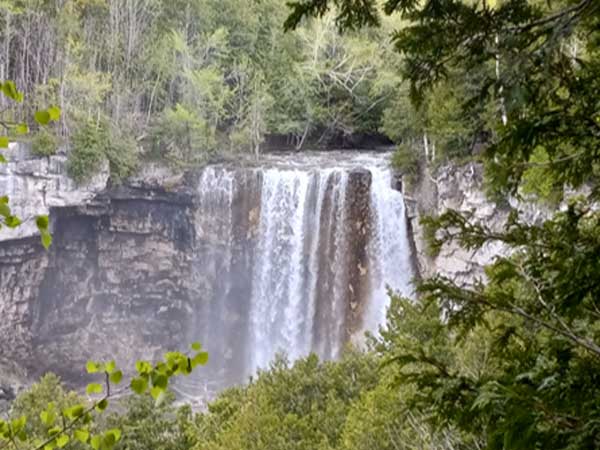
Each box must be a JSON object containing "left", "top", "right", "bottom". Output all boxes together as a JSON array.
[
  {"left": 0, "top": 144, "right": 109, "bottom": 240},
  {"left": 1, "top": 187, "right": 197, "bottom": 385},
  {"left": 1, "top": 149, "right": 400, "bottom": 395},
  {"left": 404, "top": 162, "right": 551, "bottom": 285}
]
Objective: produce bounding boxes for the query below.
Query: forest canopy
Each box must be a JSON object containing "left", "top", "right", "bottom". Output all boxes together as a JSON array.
[{"left": 0, "top": 0, "right": 499, "bottom": 182}]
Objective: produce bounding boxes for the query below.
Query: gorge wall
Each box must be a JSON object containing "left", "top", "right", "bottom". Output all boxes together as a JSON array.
[{"left": 0, "top": 147, "right": 416, "bottom": 398}]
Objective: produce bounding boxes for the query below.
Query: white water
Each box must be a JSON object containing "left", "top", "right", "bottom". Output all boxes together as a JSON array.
[{"left": 193, "top": 152, "right": 415, "bottom": 383}]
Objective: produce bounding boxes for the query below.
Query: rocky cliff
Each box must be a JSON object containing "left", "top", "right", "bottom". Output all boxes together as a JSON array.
[
  {"left": 404, "top": 162, "right": 552, "bottom": 285},
  {"left": 1, "top": 148, "right": 414, "bottom": 397},
  {"left": 3, "top": 147, "right": 545, "bottom": 399}
]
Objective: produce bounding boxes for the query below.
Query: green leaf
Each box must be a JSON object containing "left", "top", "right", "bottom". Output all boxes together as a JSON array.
[
  {"left": 40, "top": 404, "right": 56, "bottom": 427},
  {"left": 86, "top": 361, "right": 99, "bottom": 374},
  {"left": 48, "top": 106, "right": 61, "bottom": 121},
  {"left": 0, "top": 153, "right": 6, "bottom": 163},
  {"left": 154, "top": 389, "right": 166, "bottom": 407},
  {"left": 152, "top": 373, "right": 168, "bottom": 390},
  {"left": 36, "top": 215, "right": 49, "bottom": 230},
  {"left": 96, "top": 399, "right": 108, "bottom": 412},
  {"left": 0, "top": 136, "right": 8, "bottom": 148},
  {"left": 1, "top": 81, "right": 22, "bottom": 102},
  {"left": 192, "top": 352, "right": 209, "bottom": 367},
  {"left": 48, "top": 427, "right": 61, "bottom": 436},
  {"left": 11, "top": 416, "right": 26, "bottom": 434},
  {"left": 74, "top": 429, "right": 89, "bottom": 444},
  {"left": 150, "top": 385, "right": 162, "bottom": 399},
  {"left": 90, "top": 435, "right": 101, "bottom": 450},
  {"left": 130, "top": 377, "right": 148, "bottom": 395},
  {"left": 105, "top": 360, "right": 116, "bottom": 374},
  {"left": 109, "top": 370, "right": 123, "bottom": 384},
  {"left": 15, "top": 123, "right": 28, "bottom": 135},
  {"left": 5, "top": 215, "right": 21, "bottom": 228},
  {"left": 34, "top": 110, "right": 51, "bottom": 125},
  {"left": 63, "top": 405, "right": 84, "bottom": 420},
  {"left": 0, "top": 202, "right": 11, "bottom": 218},
  {"left": 86, "top": 383, "right": 103, "bottom": 395},
  {"left": 41, "top": 231, "right": 52, "bottom": 250},
  {"left": 135, "top": 360, "right": 151, "bottom": 374},
  {"left": 106, "top": 429, "right": 121, "bottom": 443},
  {"left": 56, "top": 434, "right": 69, "bottom": 448},
  {"left": 190, "top": 342, "right": 202, "bottom": 351}
]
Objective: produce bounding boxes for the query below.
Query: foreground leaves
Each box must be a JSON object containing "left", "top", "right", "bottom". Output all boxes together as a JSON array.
[{"left": 1, "top": 346, "right": 208, "bottom": 450}]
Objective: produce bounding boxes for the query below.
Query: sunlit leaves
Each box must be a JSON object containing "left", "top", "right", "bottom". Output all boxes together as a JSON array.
[
  {"left": 130, "top": 377, "right": 148, "bottom": 395},
  {"left": 0, "top": 79, "right": 60, "bottom": 248},
  {"left": 85, "top": 383, "right": 103, "bottom": 395},
  {"left": 63, "top": 405, "right": 84, "bottom": 420},
  {"left": 86, "top": 361, "right": 100, "bottom": 374},
  {"left": 109, "top": 370, "right": 122, "bottom": 384},
  {"left": 34, "top": 111, "right": 51, "bottom": 126},
  {"left": 3, "top": 346, "right": 207, "bottom": 450},
  {"left": 74, "top": 429, "right": 89, "bottom": 444},
  {"left": 33, "top": 106, "right": 60, "bottom": 127},
  {"left": 39, "top": 403, "right": 57, "bottom": 427},
  {"left": 1, "top": 80, "right": 23, "bottom": 102}
]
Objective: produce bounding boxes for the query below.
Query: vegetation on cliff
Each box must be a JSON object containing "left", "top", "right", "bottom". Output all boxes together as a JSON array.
[{"left": 0, "top": 0, "right": 498, "bottom": 182}]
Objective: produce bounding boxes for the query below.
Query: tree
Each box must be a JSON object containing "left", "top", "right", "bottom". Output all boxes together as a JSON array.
[{"left": 286, "top": 1, "right": 600, "bottom": 449}]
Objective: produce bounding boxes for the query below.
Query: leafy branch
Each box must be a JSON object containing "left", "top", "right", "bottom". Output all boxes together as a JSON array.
[{"left": 0, "top": 343, "right": 209, "bottom": 450}]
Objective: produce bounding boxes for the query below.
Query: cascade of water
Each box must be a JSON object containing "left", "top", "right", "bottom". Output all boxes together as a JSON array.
[
  {"left": 249, "top": 169, "right": 312, "bottom": 370},
  {"left": 191, "top": 153, "right": 415, "bottom": 386},
  {"left": 363, "top": 166, "right": 415, "bottom": 334}
]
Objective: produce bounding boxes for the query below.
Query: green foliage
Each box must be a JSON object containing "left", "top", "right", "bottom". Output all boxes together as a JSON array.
[
  {"left": 520, "top": 146, "right": 563, "bottom": 205},
  {"left": 10, "top": 374, "right": 83, "bottom": 441},
  {"left": 150, "top": 105, "right": 215, "bottom": 166},
  {"left": 68, "top": 121, "right": 138, "bottom": 183},
  {"left": 288, "top": 2, "right": 600, "bottom": 450},
  {"left": 192, "top": 351, "right": 379, "bottom": 450},
  {"left": 67, "top": 122, "right": 108, "bottom": 183},
  {"left": 104, "top": 394, "right": 193, "bottom": 450},
  {"left": 31, "top": 129, "right": 59, "bottom": 157},
  {"left": 2, "top": 346, "right": 207, "bottom": 450},
  {"left": 391, "top": 143, "right": 419, "bottom": 180}
]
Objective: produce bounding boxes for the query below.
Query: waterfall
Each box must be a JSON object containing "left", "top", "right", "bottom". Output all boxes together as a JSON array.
[{"left": 191, "top": 153, "right": 415, "bottom": 387}]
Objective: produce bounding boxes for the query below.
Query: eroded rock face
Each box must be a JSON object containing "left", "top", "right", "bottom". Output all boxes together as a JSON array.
[
  {"left": 1, "top": 151, "right": 403, "bottom": 393},
  {"left": 1, "top": 188, "right": 197, "bottom": 386},
  {"left": 0, "top": 144, "right": 109, "bottom": 240},
  {"left": 404, "top": 162, "right": 551, "bottom": 285}
]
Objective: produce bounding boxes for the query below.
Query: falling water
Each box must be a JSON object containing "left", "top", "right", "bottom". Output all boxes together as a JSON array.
[{"left": 190, "top": 152, "right": 415, "bottom": 388}]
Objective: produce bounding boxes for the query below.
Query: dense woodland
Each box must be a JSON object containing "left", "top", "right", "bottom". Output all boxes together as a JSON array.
[
  {"left": 1, "top": 0, "right": 600, "bottom": 450},
  {"left": 0, "top": 0, "right": 492, "bottom": 182}
]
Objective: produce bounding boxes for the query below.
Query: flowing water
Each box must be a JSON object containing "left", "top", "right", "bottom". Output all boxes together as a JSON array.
[{"left": 185, "top": 152, "right": 414, "bottom": 394}]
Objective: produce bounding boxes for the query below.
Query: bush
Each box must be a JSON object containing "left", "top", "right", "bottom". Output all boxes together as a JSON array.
[
  {"left": 67, "top": 122, "right": 108, "bottom": 182},
  {"left": 391, "top": 143, "right": 420, "bottom": 182},
  {"left": 150, "top": 105, "right": 216, "bottom": 167},
  {"left": 105, "top": 134, "right": 139, "bottom": 183},
  {"left": 31, "top": 129, "right": 59, "bottom": 157},
  {"left": 10, "top": 373, "right": 83, "bottom": 440},
  {"left": 68, "top": 121, "right": 138, "bottom": 183}
]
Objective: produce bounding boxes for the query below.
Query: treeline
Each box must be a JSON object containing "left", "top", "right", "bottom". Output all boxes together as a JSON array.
[{"left": 0, "top": 0, "right": 487, "bottom": 182}]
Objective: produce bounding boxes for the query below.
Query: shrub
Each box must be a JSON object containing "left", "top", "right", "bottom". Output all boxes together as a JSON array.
[
  {"left": 68, "top": 121, "right": 138, "bottom": 183},
  {"left": 391, "top": 143, "right": 419, "bottom": 181},
  {"left": 150, "top": 105, "right": 216, "bottom": 167},
  {"left": 31, "top": 129, "right": 59, "bottom": 157}
]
